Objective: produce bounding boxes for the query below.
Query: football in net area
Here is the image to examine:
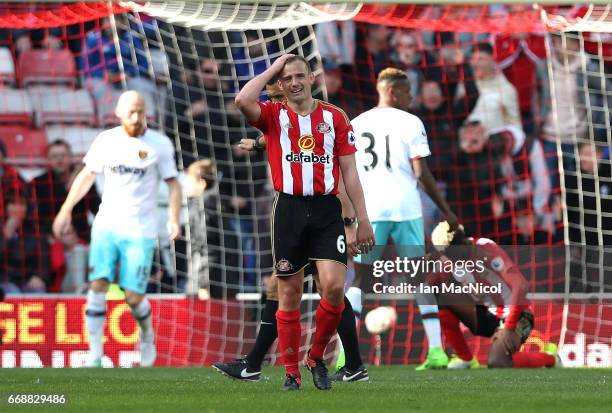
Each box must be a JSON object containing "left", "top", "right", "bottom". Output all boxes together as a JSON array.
[{"left": 0, "top": 2, "right": 609, "bottom": 367}]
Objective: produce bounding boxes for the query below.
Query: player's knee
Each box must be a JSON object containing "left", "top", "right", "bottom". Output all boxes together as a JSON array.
[
  {"left": 89, "top": 279, "right": 109, "bottom": 293},
  {"left": 266, "top": 279, "right": 279, "bottom": 300},
  {"left": 322, "top": 282, "right": 344, "bottom": 305},
  {"left": 277, "top": 283, "right": 301, "bottom": 310},
  {"left": 125, "top": 291, "right": 144, "bottom": 308}
]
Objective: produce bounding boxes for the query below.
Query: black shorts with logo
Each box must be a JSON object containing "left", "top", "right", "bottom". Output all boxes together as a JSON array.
[{"left": 272, "top": 192, "right": 347, "bottom": 276}]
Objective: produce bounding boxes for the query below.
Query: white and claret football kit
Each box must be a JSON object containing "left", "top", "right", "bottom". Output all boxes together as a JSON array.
[
  {"left": 351, "top": 107, "right": 431, "bottom": 262},
  {"left": 84, "top": 127, "right": 178, "bottom": 294}
]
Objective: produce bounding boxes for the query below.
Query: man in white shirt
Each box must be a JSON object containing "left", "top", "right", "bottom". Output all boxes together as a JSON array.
[
  {"left": 465, "top": 42, "right": 522, "bottom": 132},
  {"left": 351, "top": 67, "right": 458, "bottom": 370},
  {"left": 53, "top": 91, "right": 182, "bottom": 367}
]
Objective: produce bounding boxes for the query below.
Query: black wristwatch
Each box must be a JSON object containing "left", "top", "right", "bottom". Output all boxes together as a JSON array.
[
  {"left": 253, "top": 137, "right": 265, "bottom": 152},
  {"left": 343, "top": 217, "right": 357, "bottom": 226}
]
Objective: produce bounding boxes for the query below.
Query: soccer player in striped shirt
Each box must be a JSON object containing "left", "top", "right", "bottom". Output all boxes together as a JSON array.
[
  {"left": 213, "top": 81, "right": 369, "bottom": 383},
  {"left": 235, "top": 54, "right": 375, "bottom": 390}
]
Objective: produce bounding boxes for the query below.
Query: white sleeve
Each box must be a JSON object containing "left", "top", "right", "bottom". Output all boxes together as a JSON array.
[
  {"left": 158, "top": 138, "right": 178, "bottom": 180},
  {"left": 406, "top": 118, "right": 431, "bottom": 160},
  {"left": 83, "top": 134, "right": 106, "bottom": 173}
]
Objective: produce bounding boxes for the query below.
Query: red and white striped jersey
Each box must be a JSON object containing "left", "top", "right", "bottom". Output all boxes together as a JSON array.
[{"left": 251, "top": 100, "right": 356, "bottom": 196}]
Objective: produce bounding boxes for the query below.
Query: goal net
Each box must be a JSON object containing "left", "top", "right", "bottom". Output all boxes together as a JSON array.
[{"left": 0, "top": 2, "right": 610, "bottom": 368}]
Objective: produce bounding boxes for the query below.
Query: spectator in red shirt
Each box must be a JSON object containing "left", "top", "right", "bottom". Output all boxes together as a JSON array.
[{"left": 493, "top": 32, "right": 546, "bottom": 136}]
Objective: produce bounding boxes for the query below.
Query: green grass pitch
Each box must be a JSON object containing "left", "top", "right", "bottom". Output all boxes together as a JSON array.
[{"left": 1, "top": 366, "right": 611, "bottom": 413}]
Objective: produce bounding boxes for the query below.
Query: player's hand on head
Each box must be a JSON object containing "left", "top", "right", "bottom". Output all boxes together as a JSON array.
[
  {"left": 271, "top": 54, "right": 295, "bottom": 71},
  {"left": 167, "top": 220, "right": 181, "bottom": 241}
]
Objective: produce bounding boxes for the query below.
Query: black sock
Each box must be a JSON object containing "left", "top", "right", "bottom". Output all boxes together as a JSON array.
[
  {"left": 246, "top": 299, "right": 278, "bottom": 370},
  {"left": 337, "top": 296, "right": 363, "bottom": 370}
]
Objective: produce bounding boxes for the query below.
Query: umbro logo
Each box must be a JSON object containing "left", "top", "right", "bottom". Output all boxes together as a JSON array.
[{"left": 284, "top": 122, "right": 293, "bottom": 129}]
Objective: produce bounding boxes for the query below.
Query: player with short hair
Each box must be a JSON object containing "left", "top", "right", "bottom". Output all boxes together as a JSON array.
[
  {"left": 213, "top": 81, "right": 369, "bottom": 383},
  {"left": 53, "top": 90, "right": 182, "bottom": 368},
  {"left": 235, "top": 54, "right": 375, "bottom": 390},
  {"left": 430, "top": 221, "right": 559, "bottom": 368},
  {"left": 350, "top": 67, "right": 458, "bottom": 370}
]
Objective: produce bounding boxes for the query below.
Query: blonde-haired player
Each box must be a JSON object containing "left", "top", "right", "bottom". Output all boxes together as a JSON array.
[{"left": 53, "top": 91, "right": 182, "bottom": 367}]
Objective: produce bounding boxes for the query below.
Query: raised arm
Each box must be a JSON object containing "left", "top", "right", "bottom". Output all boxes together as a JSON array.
[
  {"left": 53, "top": 166, "right": 97, "bottom": 238},
  {"left": 234, "top": 54, "right": 293, "bottom": 124}
]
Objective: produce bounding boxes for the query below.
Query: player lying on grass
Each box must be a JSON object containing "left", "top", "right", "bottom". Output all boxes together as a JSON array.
[
  {"left": 214, "top": 81, "right": 367, "bottom": 383},
  {"left": 430, "top": 221, "right": 560, "bottom": 369}
]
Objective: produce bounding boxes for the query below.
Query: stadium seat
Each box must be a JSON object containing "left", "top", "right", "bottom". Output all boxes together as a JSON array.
[
  {"left": 17, "top": 166, "right": 47, "bottom": 182},
  {"left": 45, "top": 125, "right": 102, "bottom": 156},
  {"left": 0, "top": 125, "right": 48, "bottom": 165},
  {"left": 0, "top": 47, "right": 16, "bottom": 85},
  {"left": 0, "top": 88, "right": 33, "bottom": 125},
  {"left": 27, "top": 86, "right": 96, "bottom": 127},
  {"left": 17, "top": 48, "right": 77, "bottom": 87}
]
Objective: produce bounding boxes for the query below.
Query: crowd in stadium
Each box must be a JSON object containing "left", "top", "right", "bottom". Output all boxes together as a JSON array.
[{"left": 0, "top": 10, "right": 610, "bottom": 295}]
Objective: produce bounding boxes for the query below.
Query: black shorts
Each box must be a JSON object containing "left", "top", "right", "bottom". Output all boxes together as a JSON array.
[
  {"left": 272, "top": 192, "right": 347, "bottom": 276},
  {"left": 474, "top": 306, "right": 502, "bottom": 337}
]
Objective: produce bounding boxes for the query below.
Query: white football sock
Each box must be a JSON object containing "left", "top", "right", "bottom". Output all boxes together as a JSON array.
[
  {"left": 86, "top": 290, "right": 106, "bottom": 360},
  {"left": 131, "top": 298, "right": 154, "bottom": 343},
  {"left": 418, "top": 304, "right": 442, "bottom": 349}
]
